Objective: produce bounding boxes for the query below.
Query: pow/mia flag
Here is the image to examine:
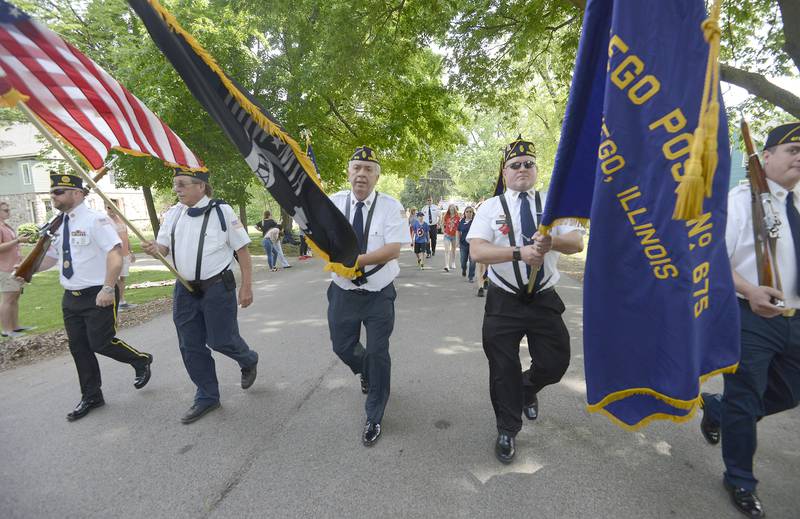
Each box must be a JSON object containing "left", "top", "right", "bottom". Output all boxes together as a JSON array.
[{"left": 129, "top": 0, "right": 360, "bottom": 277}]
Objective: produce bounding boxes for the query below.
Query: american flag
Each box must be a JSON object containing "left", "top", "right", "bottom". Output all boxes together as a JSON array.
[{"left": 0, "top": 0, "right": 204, "bottom": 171}]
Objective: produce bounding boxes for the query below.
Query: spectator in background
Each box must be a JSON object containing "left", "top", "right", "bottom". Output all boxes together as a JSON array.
[
  {"left": 0, "top": 202, "right": 31, "bottom": 337},
  {"left": 299, "top": 228, "right": 311, "bottom": 260},
  {"left": 255, "top": 210, "right": 279, "bottom": 238},
  {"left": 106, "top": 206, "right": 136, "bottom": 310},
  {"left": 264, "top": 226, "right": 280, "bottom": 272},
  {"left": 256, "top": 210, "right": 290, "bottom": 269},
  {"left": 273, "top": 227, "right": 292, "bottom": 269},
  {"left": 420, "top": 197, "right": 441, "bottom": 258},
  {"left": 411, "top": 212, "right": 429, "bottom": 269},
  {"left": 458, "top": 206, "right": 477, "bottom": 282},
  {"left": 407, "top": 207, "right": 417, "bottom": 247},
  {"left": 441, "top": 204, "right": 459, "bottom": 272}
]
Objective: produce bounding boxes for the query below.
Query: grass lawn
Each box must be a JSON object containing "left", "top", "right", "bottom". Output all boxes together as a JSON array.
[{"left": 14, "top": 269, "right": 176, "bottom": 335}]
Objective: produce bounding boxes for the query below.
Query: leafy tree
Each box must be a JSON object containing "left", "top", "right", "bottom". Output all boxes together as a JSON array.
[{"left": 444, "top": 0, "right": 799, "bottom": 119}]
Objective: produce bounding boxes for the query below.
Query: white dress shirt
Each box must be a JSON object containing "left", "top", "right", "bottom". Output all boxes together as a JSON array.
[
  {"left": 46, "top": 202, "right": 121, "bottom": 290},
  {"left": 157, "top": 196, "right": 250, "bottom": 281},
  {"left": 421, "top": 204, "right": 441, "bottom": 226},
  {"left": 330, "top": 189, "right": 408, "bottom": 291},
  {"left": 726, "top": 179, "right": 800, "bottom": 309},
  {"left": 467, "top": 189, "right": 584, "bottom": 293}
]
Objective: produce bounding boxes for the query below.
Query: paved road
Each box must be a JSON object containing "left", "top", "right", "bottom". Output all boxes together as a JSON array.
[{"left": 1, "top": 247, "right": 798, "bottom": 519}]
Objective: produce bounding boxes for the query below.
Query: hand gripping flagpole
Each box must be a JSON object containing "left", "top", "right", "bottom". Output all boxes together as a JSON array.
[{"left": 14, "top": 99, "right": 195, "bottom": 292}]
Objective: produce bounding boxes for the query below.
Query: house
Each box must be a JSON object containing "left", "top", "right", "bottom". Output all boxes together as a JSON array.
[{"left": 0, "top": 124, "right": 151, "bottom": 230}]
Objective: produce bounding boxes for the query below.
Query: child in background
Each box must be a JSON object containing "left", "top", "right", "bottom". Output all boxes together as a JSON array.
[{"left": 411, "top": 212, "right": 429, "bottom": 269}]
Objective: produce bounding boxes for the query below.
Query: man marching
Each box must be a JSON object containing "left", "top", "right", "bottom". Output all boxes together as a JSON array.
[
  {"left": 143, "top": 170, "right": 258, "bottom": 424},
  {"left": 328, "top": 146, "right": 407, "bottom": 446},
  {"left": 699, "top": 122, "right": 800, "bottom": 518},
  {"left": 30, "top": 173, "right": 153, "bottom": 421},
  {"left": 468, "top": 136, "right": 584, "bottom": 463}
]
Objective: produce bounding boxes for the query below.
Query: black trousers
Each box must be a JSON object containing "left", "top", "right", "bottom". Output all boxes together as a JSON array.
[
  {"left": 327, "top": 282, "right": 396, "bottom": 423},
  {"left": 482, "top": 283, "right": 570, "bottom": 436},
  {"left": 427, "top": 224, "right": 438, "bottom": 255},
  {"left": 62, "top": 286, "right": 150, "bottom": 399}
]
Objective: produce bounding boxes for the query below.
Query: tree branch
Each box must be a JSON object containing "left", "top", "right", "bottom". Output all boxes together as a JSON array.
[
  {"left": 324, "top": 96, "right": 360, "bottom": 139},
  {"left": 565, "top": 0, "right": 586, "bottom": 10},
  {"left": 777, "top": 0, "right": 800, "bottom": 72},
  {"left": 720, "top": 63, "right": 800, "bottom": 118}
]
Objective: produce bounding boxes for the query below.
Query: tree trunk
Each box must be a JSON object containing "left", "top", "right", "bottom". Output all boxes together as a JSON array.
[
  {"left": 239, "top": 204, "right": 248, "bottom": 233},
  {"left": 280, "top": 207, "right": 292, "bottom": 238},
  {"left": 720, "top": 63, "right": 800, "bottom": 119},
  {"left": 142, "top": 184, "right": 160, "bottom": 236}
]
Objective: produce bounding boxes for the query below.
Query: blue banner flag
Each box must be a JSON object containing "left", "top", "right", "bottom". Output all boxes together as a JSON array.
[{"left": 543, "top": 0, "right": 740, "bottom": 429}]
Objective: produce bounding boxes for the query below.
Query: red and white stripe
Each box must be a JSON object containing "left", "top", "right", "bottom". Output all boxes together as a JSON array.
[{"left": 0, "top": 10, "right": 203, "bottom": 170}]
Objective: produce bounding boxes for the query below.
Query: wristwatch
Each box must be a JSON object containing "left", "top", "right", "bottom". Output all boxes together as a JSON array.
[
  {"left": 101, "top": 285, "right": 115, "bottom": 294},
  {"left": 512, "top": 246, "right": 522, "bottom": 262}
]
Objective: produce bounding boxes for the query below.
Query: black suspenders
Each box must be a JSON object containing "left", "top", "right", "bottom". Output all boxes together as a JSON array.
[
  {"left": 345, "top": 192, "right": 386, "bottom": 280},
  {"left": 170, "top": 201, "right": 229, "bottom": 282},
  {"left": 491, "top": 191, "right": 544, "bottom": 298}
]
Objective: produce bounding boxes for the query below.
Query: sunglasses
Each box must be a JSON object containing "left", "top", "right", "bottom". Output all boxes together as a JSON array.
[
  {"left": 50, "top": 188, "right": 74, "bottom": 195},
  {"left": 506, "top": 160, "right": 536, "bottom": 170}
]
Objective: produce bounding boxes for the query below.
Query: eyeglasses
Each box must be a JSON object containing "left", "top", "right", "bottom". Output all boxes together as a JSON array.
[
  {"left": 50, "top": 188, "right": 73, "bottom": 196},
  {"left": 506, "top": 160, "right": 536, "bottom": 170}
]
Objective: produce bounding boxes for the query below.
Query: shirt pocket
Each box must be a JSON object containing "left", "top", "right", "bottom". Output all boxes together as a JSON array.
[
  {"left": 367, "top": 228, "right": 385, "bottom": 249},
  {"left": 202, "top": 231, "right": 225, "bottom": 252}
]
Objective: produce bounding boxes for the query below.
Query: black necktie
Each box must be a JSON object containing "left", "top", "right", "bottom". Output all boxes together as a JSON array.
[
  {"left": 786, "top": 192, "right": 800, "bottom": 296},
  {"left": 61, "top": 214, "right": 74, "bottom": 279},
  {"left": 428, "top": 205, "right": 433, "bottom": 225},
  {"left": 353, "top": 201, "right": 366, "bottom": 253},
  {"left": 519, "top": 192, "right": 544, "bottom": 291}
]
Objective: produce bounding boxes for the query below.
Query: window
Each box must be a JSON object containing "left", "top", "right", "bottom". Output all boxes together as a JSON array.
[
  {"left": 20, "top": 162, "right": 33, "bottom": 185},
  {"left": 44, "top": 200, "right": 53, "bottom": 219}
]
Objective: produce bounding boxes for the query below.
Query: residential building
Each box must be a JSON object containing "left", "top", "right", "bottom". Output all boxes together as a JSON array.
[{"left": 0, "top": 124, "right": 151, "bottom": 230}]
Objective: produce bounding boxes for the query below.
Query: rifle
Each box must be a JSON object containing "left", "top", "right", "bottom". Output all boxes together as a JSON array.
[
  {"left": 13, "top": 159, "right": 116, "bottom": 283},
  {"left": 741, "top": 119, "right": 785, "bottom": 308}
]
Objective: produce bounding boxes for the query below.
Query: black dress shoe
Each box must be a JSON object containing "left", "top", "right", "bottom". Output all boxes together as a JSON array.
[
  {"left": 699, "top": 393, "right": 720, "bottom": 445},
  {"left": 524, "top": 395, "right": 539, "bottom": 420},
  {"left": 724, "top": 480, "right": 765, "bottom": 518},
  {"left": 181, "top": 401, "right": 221, "bottom": 424},
  {"left": 133, "top": 354, "right": 153, "bottom": 389},
  {"left": 66, "top": 396, "right": 105, "bottom": 422},
  {"left": 495, "top": 433, "right": 515, "bottom": 463},
  {"left": 362, "top": 420, "right": 381, "bottom": 446},
  {"left": 241, "top": 361, "right": 257, "bottom": 389},
  {"left": 360, "top": 374, "right": 369, "bottom": 394}
]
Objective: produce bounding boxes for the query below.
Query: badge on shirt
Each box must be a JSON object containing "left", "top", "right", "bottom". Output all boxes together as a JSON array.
[
  {"left": 231, "top": 218, "right": 244, "bottom": 229},
  {"left": 70, "top": 230, "right": 90, "bottom": 246}
]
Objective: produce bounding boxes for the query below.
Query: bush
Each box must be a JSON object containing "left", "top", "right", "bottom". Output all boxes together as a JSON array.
[{"left": 16, "top": 223, "right": 39, "bottom": 243}]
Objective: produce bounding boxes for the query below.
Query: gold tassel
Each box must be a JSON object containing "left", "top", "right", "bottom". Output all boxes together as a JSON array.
[{"left": 672, "top": 0, "right": 722, "bottom": 220}]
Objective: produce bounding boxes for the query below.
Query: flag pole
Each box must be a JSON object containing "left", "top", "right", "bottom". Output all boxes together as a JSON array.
[{"left": 14, "top": 99, "right": 194, "bottom": 292}]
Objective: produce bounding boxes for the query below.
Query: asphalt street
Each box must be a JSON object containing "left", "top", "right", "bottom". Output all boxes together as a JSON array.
[{"left": 1, "top": 246, "right": 798, "bottom": 519}]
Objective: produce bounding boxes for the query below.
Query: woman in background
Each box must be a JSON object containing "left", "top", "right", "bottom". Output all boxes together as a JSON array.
[{"left": 441, "top": 204, "right": 459, "bottom": 272}]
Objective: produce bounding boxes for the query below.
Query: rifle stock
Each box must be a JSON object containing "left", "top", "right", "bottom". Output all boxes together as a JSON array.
[{"left": 741, "top": 119, "right": 784, "bottom": 307}]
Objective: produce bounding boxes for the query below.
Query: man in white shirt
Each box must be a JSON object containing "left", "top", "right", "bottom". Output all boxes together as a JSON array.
[
  {"left": 699, "top": 122, "right": 800, "bottom": 518},
  {"left": 328, "top": 146, "right": 408, "bottom": 446},
  {"left": 143, "top": 170, "right": 258, "bottom": 424},
  {"left": 468, "top": 136, "right": 584, "bottom": 463},
  {"left": 32, "top": 173, "right": 153, "bottom": 422},
  {"left": 420, "top": 196, "right": 441, "bottom": 258}
]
